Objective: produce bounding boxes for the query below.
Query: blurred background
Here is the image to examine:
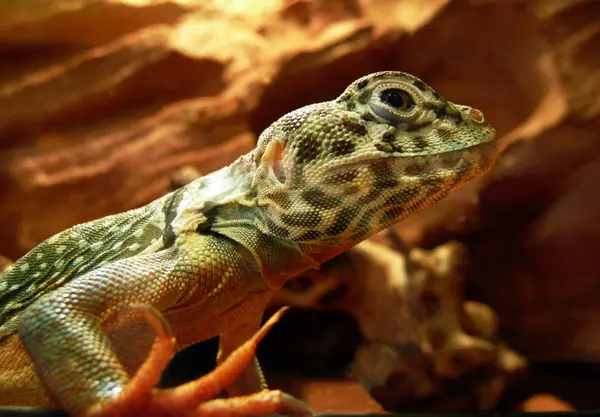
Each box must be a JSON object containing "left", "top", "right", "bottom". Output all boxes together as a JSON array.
[{"left": 1, "top": 0, "right": 599, "bottom": 414}]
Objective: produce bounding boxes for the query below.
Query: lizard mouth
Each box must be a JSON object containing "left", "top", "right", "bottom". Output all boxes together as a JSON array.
[
  {"left": 325, "top": 138, "right": 498, "bottom": 174},
  {"left": 418, "top": 139, "right": 498, "bottom": 172}
]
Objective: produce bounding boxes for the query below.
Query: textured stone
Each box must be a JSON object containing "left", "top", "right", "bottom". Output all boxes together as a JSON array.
[
  {"left": 0, "top": 0, "right": 189, "bottom": 45},
  {"left": 1, "top": 0, "right": 600, "bottom": 409},
  {"left": 273, "top": 239, "right": 527, "bottom": 412},
  {"left": 519, "top": 393, "right": 574, "bottom": 412},
  {"left": 0, "top": 0, "right": 385, "bottom": 258},
  {"left": 388, "top": 0, "right": 600, "bottom": 363}
]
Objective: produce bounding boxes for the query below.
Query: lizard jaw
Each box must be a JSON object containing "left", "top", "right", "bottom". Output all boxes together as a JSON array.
[
  {"left": 420, "top": 138, "right": 498, "bottom": 173},
  {"left": 323, "top": 138, "right": 498, "bottom": 178}
]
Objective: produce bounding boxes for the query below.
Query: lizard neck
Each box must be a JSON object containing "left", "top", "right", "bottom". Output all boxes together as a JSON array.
[
  {"left": 209, "top": 206, "right": 345, "bottom": 290},
  {"left": 195, "top": 157, "right": 353, "bottom": 288},
  {"left": 170, "top": 153, "right": 322, "bottom": 289}
]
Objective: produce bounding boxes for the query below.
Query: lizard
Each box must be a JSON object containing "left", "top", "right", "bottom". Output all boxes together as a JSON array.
[{"left": 0, "top": 71, "right": 498, "bottom": 416}]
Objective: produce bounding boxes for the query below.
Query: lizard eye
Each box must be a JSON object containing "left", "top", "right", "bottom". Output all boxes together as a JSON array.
[
  {"left": 370, "top": 88, "right": 416, "bottom": 122},
  {"left": 380, "top": 89, "right": 414, "bottom": 111}
]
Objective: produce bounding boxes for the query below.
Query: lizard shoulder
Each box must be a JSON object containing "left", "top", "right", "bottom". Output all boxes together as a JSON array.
[
  {"left": 0, "top": 189, "right": 181, "bottom": 339},
  {"left": 0, "top": 154, "right": 257, "bottom": 340},
  {"left": 171, "top": 153, "right": 255, "bottom": 234}
]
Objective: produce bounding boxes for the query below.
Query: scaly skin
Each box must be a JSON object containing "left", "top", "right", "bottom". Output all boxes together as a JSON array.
[{"left": 0, "top": 71, "right": 497, "bottom": 416}]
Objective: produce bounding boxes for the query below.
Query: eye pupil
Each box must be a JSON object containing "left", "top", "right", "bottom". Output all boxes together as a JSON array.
[
  {"left": 381, "top": 90, "right": 403, "bottom": 108},
  {"left": 380, "top": 89, "right": 414, "bottom": 110}
]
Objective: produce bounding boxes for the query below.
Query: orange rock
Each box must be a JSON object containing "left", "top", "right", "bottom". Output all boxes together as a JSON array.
[
  {"left": 2, "top": 0, "right": 600, "bottom": 372},
  {"left": 519, "top": 393, "right": 575, "bottom": 412}
]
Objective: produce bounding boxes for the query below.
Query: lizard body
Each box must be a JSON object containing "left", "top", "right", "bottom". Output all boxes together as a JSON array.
[{"left": 0, "top": 71, "right": 497, "bottom": 416}]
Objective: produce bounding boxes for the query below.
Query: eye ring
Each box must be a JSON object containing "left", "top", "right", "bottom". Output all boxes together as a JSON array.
[
  {"left": 380, "top": 88, "right": 415, "bottom": 111},
  {"left": 370, "top": 87, "right": 418, "bottom": 123}
]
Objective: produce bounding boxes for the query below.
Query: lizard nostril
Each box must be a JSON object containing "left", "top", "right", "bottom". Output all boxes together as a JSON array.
[{"left": 469, "top": 108, "right": 485, "bottom": 124}]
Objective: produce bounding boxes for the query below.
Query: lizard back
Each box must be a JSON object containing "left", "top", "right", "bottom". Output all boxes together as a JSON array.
[
  {"left": 0, "top": 194, "right": 175, "bottom": 339},
  {"left": 0, "top": 153, "right": 258, "bottom": 340}
]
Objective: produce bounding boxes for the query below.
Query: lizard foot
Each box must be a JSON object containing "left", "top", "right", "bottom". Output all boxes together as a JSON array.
[
  {"left": 87, "top": 306, "right": 313, "bottom": 417},
  {"left": 193, "top": 389, "right": 313, "bottom": 416}
]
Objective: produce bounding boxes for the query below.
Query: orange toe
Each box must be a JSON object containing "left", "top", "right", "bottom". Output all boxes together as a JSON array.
[
  {"left": 86, "top": 334, "right": 176, "bottom": 417},
  {"left": 86, "top": 307, "right": 301, "bottom": 417},
  {"left": 156, "top": 307, "right": 290, "bottom": 411}
]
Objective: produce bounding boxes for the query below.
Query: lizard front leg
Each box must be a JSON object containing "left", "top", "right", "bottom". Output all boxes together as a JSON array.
[
  {"left": 18, "top": 234, "right": 311, "bottom": 416},
  {"left": 18, "top": 247, "right": 182, "bottom": 415},
  {"left": 218, "top": 316, "right": 268, "bottom": 396},
  {"left": 99, "top": 305, "right": 309, "bottom": 417}
]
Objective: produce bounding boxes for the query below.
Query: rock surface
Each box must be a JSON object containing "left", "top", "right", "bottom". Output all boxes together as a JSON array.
[
  {"left": 394, "top": 0, "right": 600, "bottom": 362},
  {"left": 271, "top": 239, "right": 527, "bottom": 412},
  {"left": 1, "top": 0, "right": 600, "bottom": 412}
]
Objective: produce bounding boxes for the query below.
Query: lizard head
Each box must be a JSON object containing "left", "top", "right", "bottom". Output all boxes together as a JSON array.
[{"left": 252, "top": 71, "right": 497, "bottom": 247}]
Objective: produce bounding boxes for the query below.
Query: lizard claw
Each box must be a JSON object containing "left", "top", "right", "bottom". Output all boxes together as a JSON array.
[{"left": 87, "top": 306, "right": 312, "bottom": 417}]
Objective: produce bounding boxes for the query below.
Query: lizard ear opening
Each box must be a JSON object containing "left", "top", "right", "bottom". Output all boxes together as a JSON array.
[{"left": 261, "top": 139, "right": 286, "bottom": 184}]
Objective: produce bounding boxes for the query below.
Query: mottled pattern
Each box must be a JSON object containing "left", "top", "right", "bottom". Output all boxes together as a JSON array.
[
  {"left": 0, "top": 194, "right": 176, "bottom": 339},
  {"left": 0, "top": 71, "right": 498, "bottom": 415},
  {"left": 249, "top": 71, "right": 497, "bottom": 251}
]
